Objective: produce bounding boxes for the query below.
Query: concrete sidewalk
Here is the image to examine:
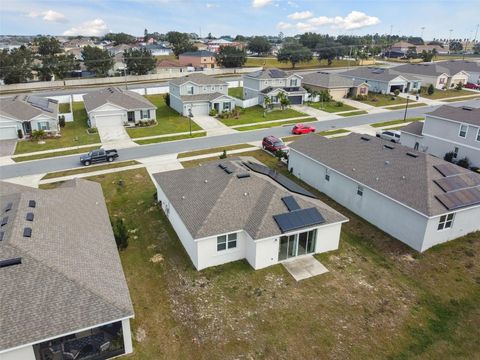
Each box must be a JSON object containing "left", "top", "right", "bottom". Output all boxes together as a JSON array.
[{"left": 291, "top": 105, "right": 341, "bottom": 120}]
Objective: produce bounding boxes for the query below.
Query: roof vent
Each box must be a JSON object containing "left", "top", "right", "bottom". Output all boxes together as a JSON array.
[
  {"left": 406, "top": 152, "right": 418, "bottom": 158},
  {"left": 23, "top": 227, "right": 32, "bottom": 238},
  {"left": 360, "top": 136, "right": 370, "bottom": 141},
  {"left": 375, "top": 177, "right": 379, "bottom": 181},
  {"left": 385, "top": 160, "right": 390, "bottom": 165},
  {"left": 0, "top": 257, "right": 22, "bottom": 268},
  {"left": 402, "top": 175, "right": 406, "bottom": 180},
  {"left": 352, "top": 168, "right": 356, "bottom": 171},
  {"left": 1, "top": 217, "right": 8, "bottom": 227},
  {"left": 181, "top": 196, "right": 186, "bottom": 200},
  {"left": 26, "top": 213, "right": 34, "bottom": 221},
  {"left": 0, "top": 231, "right": 4, "bottom": 241},
  {"left": 28, "top": 200, "right": 36, "bottom": 208},
  {"left": 237, "top": 173, "right": 250, "bottom": 179},
  {"left": 244, "top": 192, "right": 248, "bottom": 196},
  {"left": 384, "top": 144, "right": 395, "bottom": 150},
  {"left": 4, "top": 202, "right": 12, "bottom": 212},
  {"left": 204, "top": 179, "right": 208, "bottom": 183},
  {"left": 218, "top": 164, "right": 227, "bottom": 170},
  {"left": 461, "top": 106, "right": 473, "bottom": 111}
]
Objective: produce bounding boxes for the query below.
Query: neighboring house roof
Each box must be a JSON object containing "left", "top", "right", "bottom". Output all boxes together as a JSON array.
[
  {"left": 169, "top": 73, "right": 227, "bottom": 86},
  {"left": 0, "top": 179, "right": 133, "bottom": 351},
  {"left": 157, "top": 59, "right": 184, "bottom": 68},
  {"left": 301, "top": 71, "right": 366, "bottom": 89},
  {"left": 391, "top": 41, "right": 416, "bottom": 48},
  {"left": 435, "top": 60, "right": 480, "bottom": 74},
  {"left": 83, "top": 87, "right": 155, "bottom": 112},
  {"left": 245, "top": 68, "right": 289, "bottom": 79},
  {"left": 391, "top": 63, "right": 465, "bottom": 77},
  {"left": 400, "top": 121, "right": 424, "bottom": 136},
  {"left": 339, "top": 67, "right": 413, "bottom": 82},
  {"left": 153, "top": 158, "right": 347, "bottom": 240},
  {"left": 260, "top": 86, "right": 307, "bottom": 95},
  {"left": 426, "top": 105, "right": 480, "bottom": 127},
  {"left": 289, "top": 133, "right": 480, "bottom": 217},
  {"left": 179, "top": 50, "right": 216, "bottom": 57},
  {"left": 180, "top": 92, "right": 234, "bottom": 102},
  {"left": 0, "top": 95, "right": 58, "bottom": 121}
]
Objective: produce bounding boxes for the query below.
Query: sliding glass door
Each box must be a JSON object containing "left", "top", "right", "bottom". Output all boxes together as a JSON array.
[{"left": 278, "top": 229, "right": 317, "bottom": 261}]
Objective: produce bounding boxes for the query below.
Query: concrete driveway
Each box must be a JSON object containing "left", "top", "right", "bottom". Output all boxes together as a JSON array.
[
  {"left": 192, "top": 116, "right": 236, "bottom": 136},
  {"left": 96, "top": 125, "right": 137, "bottom": 148},
  {"left": 0, "top": 140, "right": 17, "bottom": 157}
]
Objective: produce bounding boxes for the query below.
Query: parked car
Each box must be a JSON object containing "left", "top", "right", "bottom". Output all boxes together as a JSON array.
[
  {"left": 262, "top": 136, "right": 289, "bottom": 153},
  {"left": 376, "top": 130, "right": 401, "bottom": 143},
  {"left": 80, "top": 148, "right": 118, "bottom": 166},
  {"left": 464, "top": 83, "right": 480, "bottom": 90},
  {"left": 292, "top": 124, "right": 316, "bottom": 135}
]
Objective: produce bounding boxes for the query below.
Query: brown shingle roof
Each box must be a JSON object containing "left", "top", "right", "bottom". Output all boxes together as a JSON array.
[
  {"left": 400, "top": 121, "right": 424, "bottom": 136},
  {"left": 0, "top": 95, "right": 58, "bottom": 121}
]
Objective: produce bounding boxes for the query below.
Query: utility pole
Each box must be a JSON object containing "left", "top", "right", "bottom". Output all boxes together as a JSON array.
[
  {"left": 388, "top": 25, "right": 393, "bottom": 58},
  {"left": 448, "top": 29, "right": 453, "bottom": 54},
  {"left": 421, "top": 26, "right": 426, "bottom": 39}
]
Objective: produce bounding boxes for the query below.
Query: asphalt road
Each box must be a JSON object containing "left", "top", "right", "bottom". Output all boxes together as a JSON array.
[{"left": 1, "top": 98, "right": 478, "bottom": 180}]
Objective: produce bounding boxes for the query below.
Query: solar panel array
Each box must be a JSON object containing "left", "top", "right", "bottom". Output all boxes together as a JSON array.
[
  {"left": 434, "top": 172, "right": 480, "bottom": 192},
  {"left": 26, "top": 96, "right": 54, "bottom": 113},
  {"left": 436, "top": 187, "right": 480, "bottom": 211},
  {"left": 281, "top": 196, "right": 301, "bottom": 211},
  {"left": 269, "top": 69, "right": 287, "bottom": 78},
  {"left": 433, "top": 163, "right": 464, "bottom": 177},
  {"left": 273, "top": 208, "right": 325, "bottom": 233}
]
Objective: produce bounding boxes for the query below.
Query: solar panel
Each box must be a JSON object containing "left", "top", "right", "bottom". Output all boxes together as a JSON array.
[
  {"left": 23, "top": 227, "right": 32, "bottom": 238},
  {"left": 274, "top": 207, "right": 325, "bottom": 233},
  {"left": 435, "top": 187, "right": 480, "bottom": 210},
  {"left": 4, "top": 202, "right": 12, "bottom": 212},
  {"left": 1, "top": 217, "right": 8, "bottom": 227},
  {"left": 28, "top": 200, "right": 36, "bottom": 208},
  {"left": 26, "top": 96, "right": 54, "bottom": 113},
  {"left": 282, "top": 196, "right": 301, "bottom": 211},
  {"left": 433, "top": 163, "right": 464, "bottom": 177},
  {"left": 269, "top": 69, "right": 286, "bottom": 78},
  {"left": 434, "top": 173, "right": 480, "bottom": 192},
  {"left": 0, "top": 257, "right": 22, "bottom": 268},
  {"left": 236, "top": 173, "right": 250, "bottom": 179},
  {"left": 26, "top": 213, "right": 34, "bottom": 221}
]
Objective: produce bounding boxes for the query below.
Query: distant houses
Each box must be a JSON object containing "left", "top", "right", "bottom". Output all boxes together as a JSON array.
[{"left": 179, "top": 50, "right": 218, "bottom": 69}]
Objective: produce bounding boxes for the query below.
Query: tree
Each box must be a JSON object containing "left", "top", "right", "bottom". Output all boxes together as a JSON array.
[
  {"left": 455, "top": 82, "right": 463, "bottom": 90},
  {"left": 427, "top": 84, "right": 435, "bottom": 95},
  {"left": 263, "top": 95, "right": 272, "bottom": 110},
  {"left": 215, "top": 46, "right": 246, "bottom": 68},
  {"left": 166, "top": 31, "right": 197, "bottom": 57},
  {"left": 247, "top": 36, "right": 271, "bottom": 56},
  {"left": 104, "top": 32, "right": 136, "bottom": 45},
  {"left": 299, "top": 32, "right": 325, "bottom": 50},
  {"left": 113, "top": 218, "right": 129, "bottom": 250},
  {"left": 277, "top": 42, "right": 312, "bottom": 69},
  {"left": 0, "top": 46, "right": 34, "bottom": 84},
  {"left": 278, "top": 92, "right": 290, "bottom": 110},
  {"left": 405, "top": 46, "right": 417, "bottom": 59},
  {"left": 82, "top": 46, "right": 114, "bottom": 77},
  {"left": 444, "top": 151, "right": 455, "bottom": 163},
  {"left": 317, "top": 43, "right": 339, "bottom": 66},
  {"left": 407, "top": 37, "right": 424, "bottom": 45},
  {"left": 473, "top": 43, "right": 480, "bottom": 55},
  {"left": 35, "top": 36, "right": 62, "bottom": 56},
  {"left": 420, "top": 50, "right": 434, "bottom": 62},
  {"left": 124, "top": 48, "right": 156, "bottom": 75},
  {"left": 449, "top": 41, "right": 463, "bottom": 53}
]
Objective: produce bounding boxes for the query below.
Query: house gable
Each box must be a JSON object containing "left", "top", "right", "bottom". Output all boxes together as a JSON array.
[{"left": 90, "top": 102, "right": 127, "bottom": 113}]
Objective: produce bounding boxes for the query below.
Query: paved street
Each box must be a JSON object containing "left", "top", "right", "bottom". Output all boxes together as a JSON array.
[{"left": 1, "top": 98, "right": 478, "bottom": 180}]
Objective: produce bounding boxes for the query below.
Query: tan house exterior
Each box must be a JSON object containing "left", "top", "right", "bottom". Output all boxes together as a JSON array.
[
  {"left": 179, "top": 50, "right": 217, "bottom": 69},
  {"left": 301, "top": 72, "right": 369, "bottom": 101}
]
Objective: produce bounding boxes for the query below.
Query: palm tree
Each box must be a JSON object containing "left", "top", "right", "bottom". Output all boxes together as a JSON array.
[{"left": 263, "top": 96, "right": 272, "bottom": 116}]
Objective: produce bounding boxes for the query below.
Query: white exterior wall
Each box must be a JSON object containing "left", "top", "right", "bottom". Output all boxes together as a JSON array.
[
  {"left": 449, "top": 72, "right": 469, "bottom": 87},
  {"left": 196, "top": 231, "right": 247, "bottom": 270},
  {"left": 30, "top": 116, "right": 59, "bottom": 133},
  {"left": 400, "top": 131, "right": 424, "bottom": 150},
  {"left": 0, "top": 346, "right": 35, "bottom": 360},
  {"left": 289, "top": 150, "right": 431, "bottom": 252},
  {"left": 121, "top": 319, "right": 133, "bottom": 355}
]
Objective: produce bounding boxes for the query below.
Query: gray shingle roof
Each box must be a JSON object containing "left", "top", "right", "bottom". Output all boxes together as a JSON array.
[
  {"left": 180, "top": 50, "right": 216, "bottom": 57},
  {"left": 82, "top": 87, "right": 155, "bottom": 113},
  {"left": 301, "top": 71, "right": 360, "bottom": 88},
  {"left": 153, "top": 158, "right": 347, "bottom": 240},
  {"left": 339, "top": 67, "right": 410, "bottom": 82},
  {"left": 245, "top": 68, "right": 289, "bottom": 79},
  {"left": 435, "top": 60, "right": 480, "bottom": 73},
  {"left": 0, "top": 95, "right": 58, "bottom": 121},
  {"left": 180, "top": 92, "right": 233, "bottom": 102},
  {"left": 390, "top": 63, "right": 462, "bottom": 77},
  {"left": 289, "top": 133, "right": 480, "bottom": 217},
  {"left": 426, "top": 105, "right": 480, "bottom": 126},
  {"left": 400, "top": 121, "right": 424, "bottom": 136},
  {"left": 0, "top": 179, "right": 133, "bottom": 351},
  {"left": 169, "top": 73, "right": 227, "bottom": 86}
]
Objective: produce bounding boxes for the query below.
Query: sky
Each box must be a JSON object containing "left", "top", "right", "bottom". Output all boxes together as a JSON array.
[{"left": 0, "top": 0, "right": 479, "bottom": 40}]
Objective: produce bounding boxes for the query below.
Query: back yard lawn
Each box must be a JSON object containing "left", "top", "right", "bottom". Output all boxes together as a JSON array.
[
  {"left": 42, "top": 155, "right": 479, "bottom": 360},
  {"left": 126, "top": 95, "right": 202, "bottom": 139},
  {"left": 419, "top": 87, "right": 473, "bottom": 99},
  {"left": 354, "top": 93, "right": 410, "bottom": 107},
  {"left": 14, "top": 102, "right": 100, "bottom": 155},
  {"left": 308, "top": 101, "right": 358, "bottom": 113},
  {"left": 245, "top": 57, "right": 358, "bottom": 69},
  {"left": 220, "top": 106, "right": 307, "bottom": 126},
  {"left": 228, "top": 87, "right": 243, "bottom": 99}
]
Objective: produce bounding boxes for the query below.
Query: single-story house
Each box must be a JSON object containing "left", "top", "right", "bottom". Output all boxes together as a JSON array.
[
  {"left": 401, "top": 105, "right": 480, "bottom": 168},
  {"left": 338, "top": 67, "right": 421, "bottom": 94},
  {"left": 0, "top": 179, "right": 134, "bottom": 360},
  {"left": 152, "top": 158, "right": 348, "bottom": 270},
  {"left": 83, "top": 87, "right": 156, "bottom": 128},
  {"left": 435, "top": 60, "right": 480, "bottom": 84},
  {"left": 390, "top": 63, "right": 469, "bottom": 89},
  {"left": 179, "top": 50, "right": 218, "bottom": 69},
  {"left": 288, "top": 133, "right": 480, "bottom": 252},
  {"left": 144, "top": 43, "right": 172, "bottom": 56},
  {"left": 156, "top": 59, "right": 189, "bottom": 73},
  {"left": 169, "top": 73, "right": 236, "bottom": 116},
  {"left": 301, "top": 71, "right": 369, "bottom": 100},
  {"left": 0, "top": 95, "right": 59, "bottom": 140}
]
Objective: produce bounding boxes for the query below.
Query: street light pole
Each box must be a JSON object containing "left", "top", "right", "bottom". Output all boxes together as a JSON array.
[
  {"left": 403, "top": 95, "right": 410, "bottom": 121},
  {"left": 188, "top": 108, "right": 193, "bottom": 136}
]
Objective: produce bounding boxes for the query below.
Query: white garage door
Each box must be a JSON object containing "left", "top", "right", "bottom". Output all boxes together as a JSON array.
[
  {"left": 94, "top": 114, "right": 124, "bottom": 127},
  {"left": 0, "top": 126, "right": 18, "bottom": 140},
  {"left": 189, "top": 103, "right": 209, "bottom": 116}
]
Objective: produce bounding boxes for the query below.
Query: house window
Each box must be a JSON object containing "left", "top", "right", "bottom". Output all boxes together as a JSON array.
[
  {"left": 187, "top": 86, "right": 194, "bottom": 95},
  {"left": 290, "top": 79, "right": 298, "bottom": 87},
  {"left": 459, "top": 124, "right": 468, "bottom": 138},
  {"left": 217, "top": 233, "right": 237, "bottom": 251},
  {"left": 476, "top": 128, "right": 480, "bottom": 142},
  {"left": 38, "top": 122, "right": 50, "bottom": 131},
  {"left": 141, "top": 110, "right": 150, "bottom": 119},
  {"left": 357, "top": 185, "right": 363, "bottom": 196},
  {"left": 203, "top": 86, "right": 207, "bottom": 91},
  {"left": 223, "top": 102, "right": 231, "bottom": 111},
  {"left": 211, "top": 86, "right": 215, "bottom": 91},
  {"left": 325, "top": 169, "right": 330, "bottom": 181},
  {"left": 360, "top": 87, "right": 367, "bottom": 95},
  {"left": 439, "top": 77, "right": 446, "bottom": 84},
  {"left": 453, "top": 147, "right": 459, "bottom": 159},
  {"left": 437, "top": 213, "right": 454, "bottom": 230}
]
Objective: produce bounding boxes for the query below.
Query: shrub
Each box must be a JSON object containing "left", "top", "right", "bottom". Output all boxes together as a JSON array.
[
  {"left": 113, "top": 218, "right": 129, "bottom": 250},
  {"left": 394, "top": 89, "right": 400, "bottom": 97},
  {"left": 444, "top": 151, "right": 455, "bottom": 163},
  {"left": 87, "top": 127, "right": 98, "bottom": 134},
  {"left": 164, "top": 93, "right": 170, "bottom": 106},
  {"left": 17, "top": 129, "right": 23, "bottom": 139},
  {"left": 456, "top": 157, "right": 470, "bottom": 169},
  {"left": 59, "top": 115, "right": 66, "bottom": 128},
  {"left": 31, "top": 130, "right": 46, "bottom": 141},
  {"left": 356, "top": 95, "right": 367, "bottom": 101},
  {"left": 427, "top": 84, "right": 435, "bottom": 95},
  {"left": 371, "top": 97, "right": 379, "bottom": 102},
  {"left": 335, "top": 101, "right": 343, "bottom": 107},
  {"left": 219, "top": 150, "right": 227, "bottom": 159},
  {"left": 455, "top": 82, "right": 463, "bottom": 90},
  {"left": 209, "top": 108, "right": 217, "bottom": 116}
]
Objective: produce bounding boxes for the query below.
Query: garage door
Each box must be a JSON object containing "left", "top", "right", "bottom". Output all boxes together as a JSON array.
[
  {"left": 94, "top": 114, "right": 124, "bottom": 127},
  {"left": 0, "top": 126, "right": 18, "bottom": 140},
  {"left": 288, "top": 96, "right": 303, "bottom": 105},
  {"left": 189, "top": 102, "right": 209, "bottom": 116}
]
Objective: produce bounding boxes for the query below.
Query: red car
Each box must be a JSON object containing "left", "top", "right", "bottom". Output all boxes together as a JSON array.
[
  {"left": 464, "top": 83, "right": 480, "bottom": 90},
  {"left": 292, "top": 123, "right": 316, "bottom": 135},
  {"left": 262, "top": 136, "right": 289, "bottom": 153}
]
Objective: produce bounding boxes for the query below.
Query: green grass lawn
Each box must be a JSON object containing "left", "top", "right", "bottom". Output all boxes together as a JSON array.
[
  {"left": 177, "top": 144, "right": 253, "bottom": 159},
  {"left": 126, "top": 95, "right": 202, "bottom": 139},
  {"left": 13, "top": 146, "right": 99, "bottom": 162},
  {"left": 338, "top": 110, "right": 368, "bottom": 117},
  {"left": 42, "top": 154, "right": 480, "bottom": 359},
  {"left": 355, "top": 93, "right": 410, "bottom": 107},
  {"left": 59, "top": 103, "right": 71, "bottom": 113},
  {"left": 387, "top": 102, "right": 427, "bottom": 110},
  {"left": 228, "top": 87, "right": 243, "bottom": 99},
  {"left": 371, "top": 117, "right": 424, "bottom": 128},
  {"left": 236, "top": 117, "right": 316, "bottom": 131},
  {"left": 14, "top": 102, "right": 100, "bottom": 155},
  {"left": 245, "top": 57, "right": 358, "bottom": 69},
  {"left": 419, "top": 87, "right": 473, "bottom": 99},
  {"left": 221, "top": 106, "right": 307, "bottom": 127},
  {"left": 41, "top": 160, "right": 139, "bottom": 180},
  {"left": 441, "top": 95, "right": 480, "bottom": 102},
  {"left": 308, "top": 101, "right": 358, "bottom": 113},
  {"left": 135, "top": 131, "right": 206, "bottom": 145}
]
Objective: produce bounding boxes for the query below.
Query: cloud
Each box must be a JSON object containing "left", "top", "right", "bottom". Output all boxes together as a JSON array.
[
  {"left": 27, "top": 9, "right": 68, "bottom": 23},
  {"left": 287, "top": 1, "right": 299, "bottom": 8},
  {"left": 295, "top": 22, "right": 316, "bottom": 31},
  {"left": 288, "top": 11, "right": 313, "bottom": 20},
  {"left": 308, "top": 11, "right": 380, "bottom": 30},
  {"left": 277, "top": 22, "right": 293, "bottom": 30},
  {"left": 252, "top": 0, "right": 273, "bottom": 8},
  {"left": 63, "top": 18, "right": 108, "bottom": 36},
  {"left": 206, "top": 3, "right": 217, "bottom": 8}
]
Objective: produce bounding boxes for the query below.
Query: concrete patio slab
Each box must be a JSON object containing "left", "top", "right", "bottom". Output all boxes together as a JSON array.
[{"left": 282, "top": 255, "right": 329, "bottom": 281}]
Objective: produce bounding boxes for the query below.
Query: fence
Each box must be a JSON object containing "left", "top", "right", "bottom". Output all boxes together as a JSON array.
[{"left": 235, "top": 97, "right": 258, "bottom": 108}]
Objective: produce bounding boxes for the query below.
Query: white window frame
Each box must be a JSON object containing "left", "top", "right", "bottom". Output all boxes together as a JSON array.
[
  {"left": 437, "top": 213, "right": 454, "bottom": 230},
  {"left": 141, "top": 110, "right": 150, "bottom": 119},
  {"left": 217, "top": 232, "right": 237, "bottom": 251},
  {"left": 38, "top": 121, "right": 50, "bottom": 131},
  {"left": 325, "top": 169, "right": 330, "bottom": 182},
  {"left": 187, "top": 85, "right": 194, "bottom": 95},
  {"left": 290, "top": 79, "right": 298, "bottom": 87},
  {"left": 458, "top": 124, "right": 468, "bottom": 138}
]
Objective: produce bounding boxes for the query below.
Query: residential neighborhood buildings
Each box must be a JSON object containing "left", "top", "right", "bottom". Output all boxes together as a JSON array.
[
  {"left": 288, "top": 133, "right": 480, "bottom": 252},
  {"left": 0, "top": 95, "right": 59, "bottom": 140},
  {"left": 401, "top": 105, "right": 480, "bottom": 167},
  {"left": 168, "top": 73, "right": 236, "bottom": 116},
  {"left": 390, "top": 63, "right": 469, "bottom": 89},
  {"left": 435, "top": 60, "right": 480, "bottom": 84},
  {"left": 243, "top": 68, "right": 307, "bottom": 107},
  {"left": 83, "top": 87, "right": 156, "bottom": 128},
  {"left": 152, "top": 158, "right": 348, "bottom": 270},
  {"left": 301, "top": 71, "right": 369, "bottom": 100},
  {"left": 0, "top": 179, "right": 134, "bottom": 360},
  {"left": 178, "top": 50, "right": 218, "bottom": 69}
]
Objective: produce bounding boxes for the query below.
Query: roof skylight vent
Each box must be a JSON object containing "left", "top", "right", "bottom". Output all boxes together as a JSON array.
[
  {"left": 360, "top": 136, "right": 370, "bottom": 141},
  {"left": 1, "top": 217, "right": 8, "bottom": 227},
  {"left": 204, "top": 179, "right": 208, "bottom": 183},
  {"left": 406, "top": 152, "right": 418, "bottom": 158},
  {"left": 26, "top": 213, "right": 34, "bottom": 221},
  {"left": 385, "top": 160, "right": 390, "bottom": 165},
  {"left": 23, "top": 228, "right": 32, "bottom": 238},
  {"left": 384, "top": 144, "right": 395, "bottom": 150},
  {"left": 4, "top": 202, "right": 12, "bottom": 212},
  {"left": 0, "top": 257, "right": 22, "bottom": 268},
  {"left": 28, "top": 200, "right": 36, "bottom": 208}
]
